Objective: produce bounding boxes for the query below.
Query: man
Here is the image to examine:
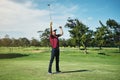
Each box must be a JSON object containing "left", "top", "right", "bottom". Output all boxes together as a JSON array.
[{"left": 48, "top": 22, "right": 63, "bottom": 74}]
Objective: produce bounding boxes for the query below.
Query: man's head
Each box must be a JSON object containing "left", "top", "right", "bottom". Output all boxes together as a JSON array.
[{"left": 52, "top": 29, "right": 57, "bottom": 36}]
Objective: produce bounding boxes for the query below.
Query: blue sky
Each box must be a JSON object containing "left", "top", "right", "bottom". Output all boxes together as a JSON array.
[{"left": 0, "top": 0, "right": 120, "bottom": 40}]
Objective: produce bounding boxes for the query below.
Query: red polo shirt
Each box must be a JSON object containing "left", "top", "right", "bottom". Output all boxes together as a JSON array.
[{"left": 49, "top": 34, "right": 60, "bottom": 48}]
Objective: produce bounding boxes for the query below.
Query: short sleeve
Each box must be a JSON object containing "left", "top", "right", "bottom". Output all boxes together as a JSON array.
[{"left": 56, "top": 34, "right": 61, "bottom": 37}]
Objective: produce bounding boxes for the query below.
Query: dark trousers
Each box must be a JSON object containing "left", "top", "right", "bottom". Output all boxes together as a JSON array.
[{"left": 48, "top": 48, "right": 60, "bottom": 72}]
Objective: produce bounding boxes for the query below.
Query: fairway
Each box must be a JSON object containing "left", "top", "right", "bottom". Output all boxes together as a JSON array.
[{"left": 0, "top": 47, "right": 120, "bottom": 80}]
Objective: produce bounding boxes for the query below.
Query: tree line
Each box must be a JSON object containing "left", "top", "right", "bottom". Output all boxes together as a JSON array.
[
  {"left": 0, "top": 18, "right": 120, "bottom": 52},
  {"left": 0, "top": 36, "right": 40, "bottom": 47},
  {"left": 65, "top": 18, "right": 120, "bottom": 53}
]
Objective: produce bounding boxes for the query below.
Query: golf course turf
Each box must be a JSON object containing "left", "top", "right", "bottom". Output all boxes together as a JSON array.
[{"left": 0, "top": 47, "right": 120, "bottom": 80}]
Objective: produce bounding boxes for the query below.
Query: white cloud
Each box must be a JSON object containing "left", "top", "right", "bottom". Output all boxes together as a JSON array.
[
  {"left": 51, "top": 4, "right": 78, "bottom": 27},
  {"left": 82, "top": 8, "right": 88, "bottom": 13},
  {"left": 0, "top": 0, "right": 49, "bottom": 26},
  {"left": 87, "top": 17, "right": 93, "bottom": 21},
  {"left": 0, "top": 0, "right": 77, "bottom": 39},
  {"left": 0, "top": 0, "right": 50, "bottom": 39}
]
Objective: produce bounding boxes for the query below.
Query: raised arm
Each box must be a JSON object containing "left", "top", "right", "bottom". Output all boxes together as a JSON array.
[
  {"left": 59, "top": 26, "right": 63, "bottom": 36},
  {"left": 50, "top": 22, "right": 52, "bottom": 35}
]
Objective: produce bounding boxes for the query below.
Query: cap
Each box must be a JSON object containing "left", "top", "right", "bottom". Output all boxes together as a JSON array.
[{"left": 53, "top": 29, "right": 57, "bottom": 32}]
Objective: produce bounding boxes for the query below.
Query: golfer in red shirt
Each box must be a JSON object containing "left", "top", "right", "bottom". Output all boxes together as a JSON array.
[{"left": 48, "top": 22, "right": 63, "bottom": 74}]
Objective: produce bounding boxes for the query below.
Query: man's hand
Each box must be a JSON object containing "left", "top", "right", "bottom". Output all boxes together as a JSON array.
[
  {"left": 50, "top": 22, "right": 52, "bottom": 27},
  {"left": 59, "top": 26, "right": 63, "bottom": 36},
  {"left": 50, "top": 22, "right": 53, "bottom": 35},
  {"left": 59, "top": 26, "right": 62, "bottom": 29}
]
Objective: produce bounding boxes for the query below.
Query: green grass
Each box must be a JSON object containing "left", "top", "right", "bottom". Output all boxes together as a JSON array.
[{"left": 0, "top": 47, "right": 120, "bottom": 80}]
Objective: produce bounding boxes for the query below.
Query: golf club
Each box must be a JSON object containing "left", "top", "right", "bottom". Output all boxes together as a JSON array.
[{"left": 48, "top": 4, "right": 52, "bottom": 21}]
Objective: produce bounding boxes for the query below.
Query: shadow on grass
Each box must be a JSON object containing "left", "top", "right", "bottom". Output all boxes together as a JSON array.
[
  {"left": 0, "top": 53, "right": 29, "bottom": 59},
  {"left": 98, "top": 53, "right": 110, "bottom": 56},
  {"left": 61, "top": 70, "right": 90, "bottom": 74},
  {"left": 113, "top": 51, "right": 120, "bottom": 54}
]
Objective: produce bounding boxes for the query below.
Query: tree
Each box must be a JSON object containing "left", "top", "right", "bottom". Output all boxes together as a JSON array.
[
  {"left": 81, "top": 30, "right": 93, "bottom": 53},
  {"left": 40, "top": 28, "right": 50, "bottom": 47},
  {"left": 66, "top": 38, "right": 76, "bottom": 47},
  {"left": 106, "top": 19, "right": 120, "bottom": 52},
  {"left": 11, "top": 38, "right": 21, "bottom": 47},
  {"left": 30, "top": 38, "right": 40, "bottom": 46},
  {"left": 65, "top": 18, "right": 93, "bottom": 54},
  {"left": 0, "top": 39, "right": 1, "bottom": 47},
  {"left": 94, "top": 21, "right": 110, "bottom": 49},
  {"left": 1, "top": 35, "right": 12, "bottom": 47},
  {"left": 37, "top": 30, "right": 43, "bottom": 41},
  {"left": 59, "top": 38, "right": 68, "bottom": 47},
  {"left": 19, "top": 38, "right": 30, "bottom": 47}
]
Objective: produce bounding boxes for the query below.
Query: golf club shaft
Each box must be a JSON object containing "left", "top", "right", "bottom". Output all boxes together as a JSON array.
[{"left": 48, "top": 4, "right": 52, "bottom": 21}]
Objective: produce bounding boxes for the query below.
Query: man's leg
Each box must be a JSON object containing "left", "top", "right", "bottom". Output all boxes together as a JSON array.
[
  {"left": 48, "top": 49, "right": 55, "bottom": 73},
  {"left": 55, "top": 49, "right": 60, "bottom": 72}
]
